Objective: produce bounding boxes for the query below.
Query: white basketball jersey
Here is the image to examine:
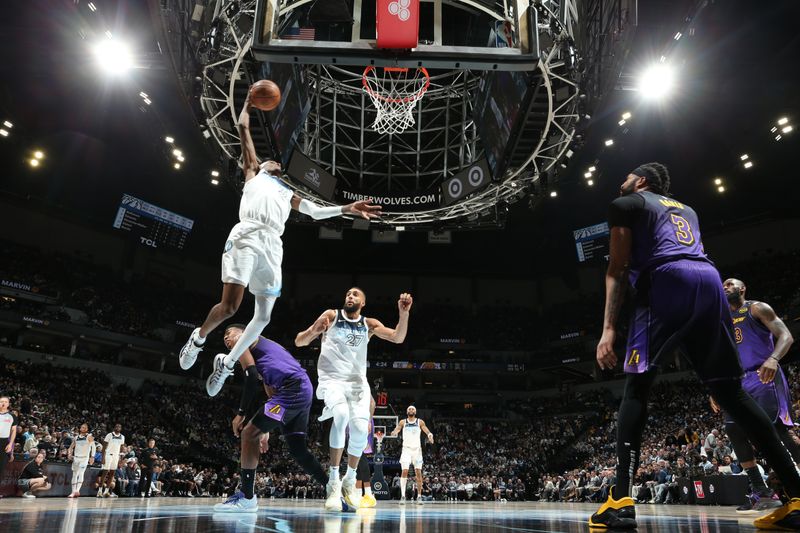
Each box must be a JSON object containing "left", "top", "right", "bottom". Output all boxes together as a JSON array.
[
  {"left": 104, "top": 432, "right": 125, "bottom": 455},
  {"left": 318, "top": 310, "right": 370, "bottom": 381},
  {"left": 237, "top": 170, "right": 293, "bottom": 235},
  {"left": 73, "top": 434, "right": 94, "bottom": 459},
  {"left": 402, "top": 418, "right": 422, "bottom": 450}
]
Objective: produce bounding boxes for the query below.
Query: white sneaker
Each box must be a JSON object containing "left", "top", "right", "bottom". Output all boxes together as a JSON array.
[
  {"left": 416, "top": 495, "right": 424, "bottom": 505},
  {"left": 206, "top": 353, "right": 235, "bottom": 397},
  {"left": 213, "top": 491, "right": 258, "bottom": 513},
  {"left": 325, "top": 479, "right": 343, "bottom": 512},
  {"left": 180, "top": 328, "right": 204, "bottom": 370},
  {"left": 399, "top": 497, "right": 406, "bottom": 505},
  {"left": 96, "top": 490, "right": 103, "bottom": 498},
  {"left": 341, "top": 476, "right": 361, "bottom": 510},
  {"left": 22, "top": 492, "right": 35, "bottom": 499},
  {"left": 109, "top": 492, "right": 118, "bottom": 498}
]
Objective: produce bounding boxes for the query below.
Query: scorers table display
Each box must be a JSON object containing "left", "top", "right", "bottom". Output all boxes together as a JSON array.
[{"left": 112, "top": 194, "right": 194, "bottom": 250}]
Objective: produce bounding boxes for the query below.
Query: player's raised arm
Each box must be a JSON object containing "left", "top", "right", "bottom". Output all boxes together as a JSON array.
[
  {"left": 290, "top": 196, "right": 382, "bottom": 221},
  {"left": 295, "top": 310, "right": 335, "bottom": 347},
  {"left": 237, "top": 90, "right": 260, "bottom": 182},
  {"left": 391, "top": 419, "right": 406, "bottom": 437},
  {"left": 368, "top": 293, "right": 413, "bottom": 344}
]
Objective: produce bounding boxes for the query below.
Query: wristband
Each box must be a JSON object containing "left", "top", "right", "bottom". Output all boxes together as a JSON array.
[
  {"left": 237, "top": 409, "right": 246, "bottom": 417},
  {"left": 770, "top": 355, "right": 781, "bottom": 362}
]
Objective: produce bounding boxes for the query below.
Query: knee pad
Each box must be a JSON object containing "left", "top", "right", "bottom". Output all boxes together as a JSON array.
[
  {"left": 328, "top": 403, "right": 351, "bottom": 449},
  {"left": 347, "top": 417, "right": 369, "bottom": 457}
]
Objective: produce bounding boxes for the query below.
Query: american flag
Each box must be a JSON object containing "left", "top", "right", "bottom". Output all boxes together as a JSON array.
[{"left": 281, "top": 27, "right": 316, "bottom": 41}]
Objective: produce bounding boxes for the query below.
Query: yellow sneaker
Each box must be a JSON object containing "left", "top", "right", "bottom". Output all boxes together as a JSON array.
[
  {"left": 360, "top": 493, "right": 377, "bottom": 508},
  {"left": 588, "top": 488, "right": 637, "bottom": 529},
  {"left": 754, "top": 498, "right": 800, "bottom": 530}
]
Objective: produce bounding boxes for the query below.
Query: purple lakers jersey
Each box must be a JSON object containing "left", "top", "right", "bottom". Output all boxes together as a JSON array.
[
  {"left": 252, "top": 337, "right": 308, "bottom": 390},
  {"left": 732, "top": 301, "right": 775, "bottom": 371},
  {"left": 609, "top": 191, "right": 711, "bottom": 288}
]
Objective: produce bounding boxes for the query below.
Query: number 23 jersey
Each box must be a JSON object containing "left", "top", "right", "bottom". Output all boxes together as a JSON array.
[{"left": 318, "top": 309, "right": 370, "bottom": 381}]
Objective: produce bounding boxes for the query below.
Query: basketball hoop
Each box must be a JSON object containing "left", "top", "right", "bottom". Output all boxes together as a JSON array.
[{"left": 362, "top": 66, "right": 430, "bottom": 134}]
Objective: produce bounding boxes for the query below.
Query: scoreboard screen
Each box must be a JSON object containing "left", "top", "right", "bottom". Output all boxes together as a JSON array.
[
  {"left": 112, "top": 194, "right": 194, "bottom": 250},
  {"left": 573, "top": 222, "right": 609, "bottom": 263}
]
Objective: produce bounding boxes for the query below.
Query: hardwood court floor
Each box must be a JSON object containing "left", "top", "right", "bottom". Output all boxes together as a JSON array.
[{"left": 0, "top": 498, "right": 773, "bottom": 531}]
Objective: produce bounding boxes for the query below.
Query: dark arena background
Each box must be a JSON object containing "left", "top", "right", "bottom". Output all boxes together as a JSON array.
[{"left": 1, "top": 0, "right": 800, "bottom": 531}]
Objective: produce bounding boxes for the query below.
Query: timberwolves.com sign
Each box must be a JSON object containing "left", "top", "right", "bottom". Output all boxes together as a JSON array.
[{"left": 339, "top": 189, "right": 440, "bottom": 212}]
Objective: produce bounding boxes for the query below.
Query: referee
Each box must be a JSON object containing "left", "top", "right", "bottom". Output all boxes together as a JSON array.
[{"left": 0, "top": 396, "right": 18, "bottom": 498}]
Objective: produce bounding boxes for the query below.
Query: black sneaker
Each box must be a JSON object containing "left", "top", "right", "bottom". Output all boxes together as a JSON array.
[{"left": 588, "top": 488, "right": 637, "bottom": 529}]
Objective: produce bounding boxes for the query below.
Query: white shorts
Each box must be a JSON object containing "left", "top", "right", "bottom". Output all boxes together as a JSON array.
[
  {"left": 221, "top": 223, "right": 283, "bottom": 297},
  {"left": 72, "top": 458, "right": 90, "bottom": 471},
  {"left": 316, "top": 377, "right": 371, "bottom": 422},
  {"left": 102, "top": 453, "right": 119, "bottom": 471},
  {"left": 400, "top": 448, "right": 424, "bottom": 470}
]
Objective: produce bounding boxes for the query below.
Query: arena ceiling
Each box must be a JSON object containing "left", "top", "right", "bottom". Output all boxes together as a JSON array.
[{"left": 0, "top": 0, "right": 798, "bottom": 273}]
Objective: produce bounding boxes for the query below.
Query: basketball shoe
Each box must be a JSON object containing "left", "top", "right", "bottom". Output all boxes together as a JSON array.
[
  {"left": 213, "top": 491, "right": 258, "bottom": 513},
  {"left": 360, "top": 493, "right": 377, "bottom": 508},
  {"left": 588, "top": 488, "right": 637, "bottom": 529},
  {"left": 753, "top": 498, "right": 800, "bottom": 530},
  {"left": 206, "top": 353, "right": 235, "bottom": 396},
  {"left": 179, "top": 328, "right": 204, "bottom": 370}
]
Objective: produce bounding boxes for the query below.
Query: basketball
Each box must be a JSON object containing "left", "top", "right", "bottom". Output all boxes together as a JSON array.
[{"left": 250, "top": 79, "right": 281, "bottom": 111}]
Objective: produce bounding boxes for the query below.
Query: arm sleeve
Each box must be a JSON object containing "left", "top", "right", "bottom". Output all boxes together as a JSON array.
[
  {"left": 239, "top": 366, "right": 260, "bottom": 415},
  {"left": 298, "top": 199, "right": 344, "bottom": 220},
  {"left": 608, "top": 194, "right": 645, "bottom": 228}
]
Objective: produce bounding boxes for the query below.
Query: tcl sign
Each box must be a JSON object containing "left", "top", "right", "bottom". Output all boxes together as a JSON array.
[{"left": 140, "top": 237, "right": 158, "bottom": 248}]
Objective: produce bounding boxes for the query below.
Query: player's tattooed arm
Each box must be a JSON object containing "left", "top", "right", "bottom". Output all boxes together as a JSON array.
[
  {"left": 420, "top": 419, "right": 434, "bottom": 443},
  {"left": 596, "top": 226, "right": 632, "bottom": 370},
  {"left": 295, "top": 309, "right": 335, "bottom": 347},
  {"left": 752, "top": 301, "right": 794, "bottom": 384}
]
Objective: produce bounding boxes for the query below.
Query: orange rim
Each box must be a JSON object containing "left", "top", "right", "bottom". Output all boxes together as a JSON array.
[{"left": 362, "top": 66, "right": 430, "bottom": 104}]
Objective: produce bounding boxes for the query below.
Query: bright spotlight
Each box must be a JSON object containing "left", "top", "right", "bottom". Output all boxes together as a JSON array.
[
  {"left": 604, "top": 139, "right": 614, "bottom": 146},
  {"left": 618, "top": 119, "right": 626, "bottom": 126},
  {"left": 549, "top": 191, "right": 558, "bottom": 198},
  {"left": 174, "top": 163, "right": 181, "bottom": 169},
  {"left": 638, "top": 64, "right": 675, "bottom": 100},
  {"left": 778, "top": 117, "right": 788, "bottom": 125},
  {"left": 177, "top": 155, "right": 185, "bottom": 162},
  {"left": 93, "top": 39, "right": 133, "bottom": 75},
  {"left": 211, "top": 170, "right": 220, "bottom": 177},
  {"left": 743, "top": 161, "right": 753, "bottom": 169},
  {"left": 29, "top": 159, "right": 40, "bottom": 167},
  {"left": 621, "top": 112, "right": 631, "bottom": 120},
  {"left": 584, "top": 172, "right": 592, "bottom": 178},
  {"left": 588, "top": 166, "right": 596, "bottom": 172},
  {"left": 0, "top": 129, "right": 8, "bottom": 137},
  {"left": 172, "top": 149, "right": 182, "bottom": 157},
  {"left": 587, "top": 180, "right": 594, "bottom": 186},
  {"left": 34, "top": 151, "right": 44, "bottom": 159},
  {"left": 211, "top": 179, "right": 220, "bottom": 186},
  {"left": 2, "top": 121, "right": 11, "bottom": 128},
  {"left": 717, "top": 186, "right": 725, "bottom": 193},
  {"left": 740, "top": 154, "right": 749, "bottom": 161},
  {"left": 164, "top": 136, "right": 174, "bottom": 144},
  {"left": 714, "top": 178, "right": 722, "bottom": 185},
  {"left": 782, "top": 125, "right": 793, "bottom": 134}
]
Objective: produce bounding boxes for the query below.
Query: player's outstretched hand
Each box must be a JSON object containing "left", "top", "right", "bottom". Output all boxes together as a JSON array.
[
  {"left": 345, "top": 200, "right": 382, "bottom": 220},
  {"left": 398, "top": 293, "right": 413, "bottom": 314},
  {"left": 428, "top": 433, "right": 434, "bottom": 444},
  {"left": 596, "top": 330, "right": 617, "bottom": 370},
  {"left": 709, "top": 396, "right": 721, "bottom": 414}
]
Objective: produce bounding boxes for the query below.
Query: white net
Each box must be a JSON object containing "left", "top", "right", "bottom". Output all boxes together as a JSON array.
[{"left": 362, "top": 66, "right": 430, "bottom": 135}]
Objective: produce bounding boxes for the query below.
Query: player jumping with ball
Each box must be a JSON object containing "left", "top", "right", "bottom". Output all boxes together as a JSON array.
[{"left": 179, "top": 84, "right": 381, "bottom": 396}]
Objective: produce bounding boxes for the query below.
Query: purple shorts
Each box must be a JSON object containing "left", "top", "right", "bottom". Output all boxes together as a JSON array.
[
  {"left": 624, "top": 259, "right": 742, "bottom": 382},
  {"left": 724, "top": 367, "right": 794, "bottom": 427}
]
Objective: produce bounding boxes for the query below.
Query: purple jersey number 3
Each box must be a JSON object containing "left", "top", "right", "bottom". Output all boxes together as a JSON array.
[{"left": 670, "top": 214, "right": 695, "bottom": 245}]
